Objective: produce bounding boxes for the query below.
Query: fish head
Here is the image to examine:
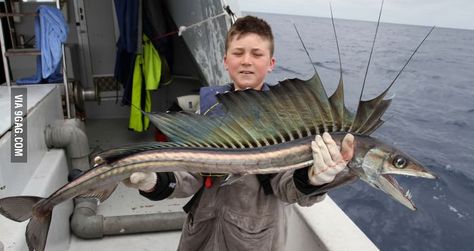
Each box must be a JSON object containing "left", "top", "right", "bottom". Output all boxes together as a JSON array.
[{"left": 353, "top": 136, "right": 436, "bottom": 210}]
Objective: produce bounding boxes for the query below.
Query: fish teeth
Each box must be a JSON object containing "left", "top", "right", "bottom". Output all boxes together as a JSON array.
[{"left": 405, "top": 190, "right": 413, "bottom": 200}]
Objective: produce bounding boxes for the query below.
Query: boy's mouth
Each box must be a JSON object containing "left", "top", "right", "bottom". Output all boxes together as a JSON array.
[{"left": 239, "top": 71, "right": 254, "bottom": 74}]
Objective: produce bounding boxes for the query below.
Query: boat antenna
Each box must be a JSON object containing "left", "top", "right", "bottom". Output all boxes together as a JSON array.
[{"left": 358, "top": 0, "right": 384, "bottom": 103}]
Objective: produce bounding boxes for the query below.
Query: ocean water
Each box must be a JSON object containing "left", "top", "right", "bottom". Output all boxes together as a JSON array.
[{"left": 250, "top": 12, "right": 474, "bottom": 251}]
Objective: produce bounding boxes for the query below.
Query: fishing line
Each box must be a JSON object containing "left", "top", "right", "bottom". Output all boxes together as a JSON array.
[
  {"left": 177, "top": 12, "right": 228, "bottom": 36},
  {"left": 150, "top": 10, "right": 230, "bottom": 42}
]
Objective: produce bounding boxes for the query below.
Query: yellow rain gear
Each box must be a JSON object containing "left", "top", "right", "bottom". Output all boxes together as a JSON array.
[{"left": 129, "top": 35, "right": 162, "bottom": 132}]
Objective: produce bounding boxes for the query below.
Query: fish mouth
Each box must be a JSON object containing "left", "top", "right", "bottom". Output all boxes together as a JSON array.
[
  {"left": 376, "top": 171, "right": 435, "bottom": 211},
  {"left": 377, "top": 174, "right": 416, "bottom": 210},
  {"left": 380, "top": 157, "right": 436, "bottom": 210}
]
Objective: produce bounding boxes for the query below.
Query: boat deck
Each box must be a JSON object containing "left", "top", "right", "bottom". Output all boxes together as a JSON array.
[
  {"left": 68, "top": 184, "right": 185, "bottom": 251},
  {"left": 69, "top": 117, "right": 186, "bottom": 250}
]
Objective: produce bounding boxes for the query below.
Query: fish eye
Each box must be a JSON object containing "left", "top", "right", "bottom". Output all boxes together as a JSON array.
[{"left": 393, "top": 155, "right": 407, "bottom": 169}]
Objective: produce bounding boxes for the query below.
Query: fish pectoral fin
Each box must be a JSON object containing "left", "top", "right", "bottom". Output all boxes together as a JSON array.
[
  {"left": 0, "top": 196, "right": 44, "bottom": 222},
  {"left": 76, "top": 183, "right": 118, "bottom": 203}
]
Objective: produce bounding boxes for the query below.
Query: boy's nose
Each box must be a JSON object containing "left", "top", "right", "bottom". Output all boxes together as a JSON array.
[{"left": 241, "top": 53, "right": 252, "bottom": 65}]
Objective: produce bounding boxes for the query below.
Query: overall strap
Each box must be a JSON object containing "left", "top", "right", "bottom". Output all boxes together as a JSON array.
[
  {"left": 256, "top": 174, "right": 276, "bottom": 195},
  {"left": 183, "top": 185, "right": 204, "bottom": 213}
]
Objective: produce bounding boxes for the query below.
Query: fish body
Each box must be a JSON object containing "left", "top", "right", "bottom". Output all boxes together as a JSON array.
[{"left": 0, "top": 132, "right": 435, "bottom": 250}]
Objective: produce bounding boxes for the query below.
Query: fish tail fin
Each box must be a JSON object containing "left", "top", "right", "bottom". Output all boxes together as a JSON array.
[
  {"left": 26, "top": 211, "right": 52, "bottom": 251},
  {"left": 0, "top": 196, "right": 44, "bottom": 222}
]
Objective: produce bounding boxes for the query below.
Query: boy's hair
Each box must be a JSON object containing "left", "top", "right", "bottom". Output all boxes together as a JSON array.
[{"left": 225, "top": 15, "right": 274, "bottom": 56}]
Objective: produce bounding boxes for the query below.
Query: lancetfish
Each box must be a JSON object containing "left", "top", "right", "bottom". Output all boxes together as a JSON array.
[{"left": 0, "top": 8, "right": 436, "bottom": 251}]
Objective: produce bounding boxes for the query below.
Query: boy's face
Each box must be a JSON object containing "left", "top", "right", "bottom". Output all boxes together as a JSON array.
[{"left": 224, "top": 33, "right": 275, "bottom": 90}]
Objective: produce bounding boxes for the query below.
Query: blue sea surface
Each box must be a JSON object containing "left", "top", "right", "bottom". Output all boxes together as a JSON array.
[{"left": 250, "top": 12, "right": 474, "bottom": 251}]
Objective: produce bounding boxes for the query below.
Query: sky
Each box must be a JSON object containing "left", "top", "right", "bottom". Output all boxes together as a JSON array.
[{"left": 237, "top": 0, "right": 473, "bottom": 30}]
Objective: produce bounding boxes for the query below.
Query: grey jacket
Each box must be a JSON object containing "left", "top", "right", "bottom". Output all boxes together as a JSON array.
[
  {"left": 171, "top": 172, "right": 325, "bottom": 251},
  {"left": 141, "top": 85, "right": 326, "bottom": 250}
]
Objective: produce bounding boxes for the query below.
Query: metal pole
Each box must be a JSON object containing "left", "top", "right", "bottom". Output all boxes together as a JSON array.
[
  {"left": 61, "top": 44, "right": 71, "bottom": 118},
  {"left": 0, "top": 11, "right": 12, "bottom": 86},
  {"left": 56, "top": 0, "right": 71, "bottom": 118}
]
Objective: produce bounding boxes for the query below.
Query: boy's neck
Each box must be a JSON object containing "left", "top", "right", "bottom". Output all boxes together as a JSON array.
[{"left": 232, "top": 82, "right": 265, "bottom": 91}]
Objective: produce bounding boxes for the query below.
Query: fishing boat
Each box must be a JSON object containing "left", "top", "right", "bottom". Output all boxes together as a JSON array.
[{"left": 0, "top": 0, "right": 377, "bottom": 250}]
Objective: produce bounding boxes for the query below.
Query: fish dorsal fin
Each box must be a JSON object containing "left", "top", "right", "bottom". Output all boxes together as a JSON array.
[
  {"left": 303, "top": 74, "right": 335, "bottom": 131},
  {"left": 149, "top": 111, "right": 250, "bottom": 148},
  {"left": 217, "top": 76, "right": 338, "bottom": 143},
  {"left": 144, "top": 73, "right": 385, "bottom": 150},
  {"left": 328, "top": 76, "right": 355, "bottom": 132},
  {"left": 349, "top": 89, "right": 391, "bottom": 133},
  {"left": 94, "top": 71, "right": 391, "bottom": 163},
  {"left": 217, "top": 89, "right": 284, "bottom": 145}
]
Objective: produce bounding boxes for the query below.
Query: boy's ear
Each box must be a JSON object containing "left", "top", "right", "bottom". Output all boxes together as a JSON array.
[
  {"left": 224, "top": 55, "right": 228, "bottom": 70},
  {"left": 268, "top": 57, "right": 276, "bottom": 72}
]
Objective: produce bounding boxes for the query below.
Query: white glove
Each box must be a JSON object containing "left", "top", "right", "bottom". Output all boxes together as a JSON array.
[
  {"left": 308, "top": 132, "right": 354, "bottom": 186},
  {"left": 123, "top": 172, "right": 157, "bottom": 192}
]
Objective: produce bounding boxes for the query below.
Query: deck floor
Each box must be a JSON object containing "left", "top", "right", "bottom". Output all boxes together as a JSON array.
[
  {"left": 69, "top": 232, "right": 181, "bottom": 251},
  {"left": 68, "top": 184, "right": 186, "bottom": 251},
  {"left": 85, "top": 118, "right": 156, "bottom": 151},
  {"left": 68, "top": 118, "right": 187, "bottom": 250}
]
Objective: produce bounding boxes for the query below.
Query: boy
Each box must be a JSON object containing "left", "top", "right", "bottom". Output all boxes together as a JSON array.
[{"left": 125, "top": 16, "right": 354, "bottom": 250}]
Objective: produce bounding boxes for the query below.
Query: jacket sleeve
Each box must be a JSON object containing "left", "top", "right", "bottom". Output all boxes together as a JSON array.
[
  {"left": 271, "top": 167, "right": 327, "bottom": 207},
  {"left": 140, "top": 172, "right": 202, "bottom": 201}
]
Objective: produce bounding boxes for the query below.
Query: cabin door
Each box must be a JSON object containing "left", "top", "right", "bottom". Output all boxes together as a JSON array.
[{"left": 73, "top": 0, "right": 117, "bottom": 90}]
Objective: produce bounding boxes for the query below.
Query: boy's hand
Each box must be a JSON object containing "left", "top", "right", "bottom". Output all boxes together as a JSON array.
[
  {"left": 308, "top": 132, "right": 354, "bottom": 186},
  {"left": 123, "top": 172, "right": 157, "bottom": 192}
]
